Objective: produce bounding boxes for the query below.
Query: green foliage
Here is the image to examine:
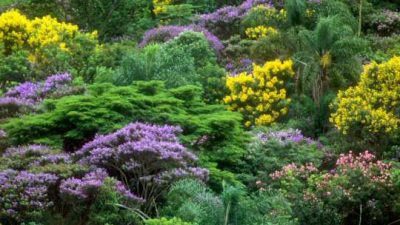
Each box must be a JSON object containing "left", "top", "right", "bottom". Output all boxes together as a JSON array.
[
  {"left": 110, "top": 32, "right": 226, "bottom": 103},
  {"left": 145, "top": 217, "right": 194, "bottom": 225},
  {"left": 294, "top": 16, "right": 366, "bottom": 103},
  {"left": 86, "top": 178, "right": 142, "bottom": 225},
  {"left": 112, "top": 44, "right": 160, "bottom": 84},
  {"left": 2, "top": 81, "right": 247, "bottom": 187},
  {"left": 285, "top": 0, "right": 306, "bottom": 26},
  {"left": 156, "top": 4, "right": 195, "bottom": 26},
  {"left": 239, "top": 126, "right": 324, "bottom": 188},
  {"left": 163, "top": 179, "right": 297, "bottom": 225},
  {"left": 17, "top": 0, "right": 155, "bottom": 40},
  {"left": 0, "top": 49, "right": 30, "bottom": 89}
]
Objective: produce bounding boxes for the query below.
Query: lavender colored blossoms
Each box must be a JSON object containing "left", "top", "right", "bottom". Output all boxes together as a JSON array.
[
  {"left": 0, "top": 73, "right": 75, "bottom": 118},
  {"left": 139, "top": 25, "right": 224, "bottom": 52},
  {"left": 60, "top": 168, "right": 142, "bottom": 202},
  {"left": 257, "top": 128, "right": 320, "bottom": 147},
  {"left": 0, "top": 170, "right": 58, "bottom": 222},
  {"left": 75, "top": 122, "right": 208, "bottom": 202}
]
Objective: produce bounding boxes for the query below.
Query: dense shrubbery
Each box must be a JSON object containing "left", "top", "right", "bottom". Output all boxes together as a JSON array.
[
  {"left": 330, "top": 56, "right": 400, "bottom": 153},
  {"left": 1, "top": 0, "right": 400, "bottom": 224},
  {"left": 224, "top": 59, "right": 294, "bottom": 127},
  {"left": 0, "top": 10, "right": 98, "bottom": 85}
]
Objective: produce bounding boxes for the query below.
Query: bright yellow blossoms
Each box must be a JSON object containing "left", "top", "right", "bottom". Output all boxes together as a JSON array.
[
  {"left": 330, "top": 56, "right": 400, "bottom": 136},
  {"left": 224, "top": 59, "right": 294, "bottom": 127},
  {"left": 245, "top": 25, "right": 278, "bottom": 40},
  {"left": 0, "top": 9, "right": 30, "bottom": 53},
  {"left": 248, "top": 5, "right": 287, "bottom": 24},
  {"left": 0, "top": 9, "right": 97, "bottom": 61},
  {"left": 153, "top": 0, "right": 173, "bottom": 15}
]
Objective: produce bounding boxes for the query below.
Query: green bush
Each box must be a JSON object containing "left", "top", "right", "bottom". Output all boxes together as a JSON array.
[
  {"left": 163, "top": 179, "right": 297, "bottom": 225},
  {"left": 111, "top": 32, "right": 226, "bottom": 103},
  {"left": 239, "top": 126, "right": 325, "bottom": 189}
]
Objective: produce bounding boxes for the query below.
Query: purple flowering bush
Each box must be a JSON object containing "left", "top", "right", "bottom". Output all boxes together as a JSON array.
[
  {"left": 139, "top": 25, "right": 224, "bottom": 53},
  {"left": 60, "top": 168, "right": 143, "bottom": 203},
  {"left": 0, "top": 169, "right": 58, "bottom": 223},
  {"left": 74, "top": 122, "right": 208, "bottom": 210},
  {"left": 0, "top": 73, "right": 81, "bottom": 118},
  {"left": 195, "top": 0, "right": 270, "bottom": 38},
  {"left": 0, "top": 143, "right": 145, "bottom": 223}
]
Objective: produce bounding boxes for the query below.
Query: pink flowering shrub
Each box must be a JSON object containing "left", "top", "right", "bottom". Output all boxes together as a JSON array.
[{"left": 269, "top": 151, "right": 399, "bottom": 224}]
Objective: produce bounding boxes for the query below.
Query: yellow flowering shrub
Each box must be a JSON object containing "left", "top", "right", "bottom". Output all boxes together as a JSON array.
[
  {"left": 330, "top": 56, "right": 400, "bottom": 136},
  {"left": 224, "top": 59, "right": 294, "bottom": 127},
  {"left": 0, "top": 10, "right": 97, "bottom": 56},
  {"left": 253, "top": 5, "right": 286, "bottom": 22},
  {"left": 245, "top": 25, "right": 278, "bottom": 40},
  {"left": 0, "top": 9, "right": 98, "bottom": 79},
  {"left": 153, "top": 0, "right": 173, "bottom": 15},
  {"left": 27, "top": 16, "right": 78, "bottom": 51},
  {"left": 0, "top": 9, "right": 30, "bottom": 54}
]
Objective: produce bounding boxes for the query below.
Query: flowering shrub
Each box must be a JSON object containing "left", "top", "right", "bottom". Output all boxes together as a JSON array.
[
  {"left": 0, "top": 73, "right": 79, "bottom": 118},
  {"left": 330, "top": 57, "right": 400, "bottom": 140},
  {"left": 270, "top": 151, "right": 399, "bottom": 224},
  {"left": 369, "top": 9, "right": 400, "bottom": 36},
  {"left": 60, "top": 168, "right": 143, "bottom": 203},
  {"left": 257, "top": 128, "right": 318, "bottom": 146},
  {"left": 0, "top": 169, "right": 58, "bottom": 223},
  {"left": 242, "top": 127, "right": 324, "bottom": 189},
  {"left": 0, "top": 10, "right": 97, "bottom": 83},
  {"left": 224, "top": 59, "right": 294, "bottom": 127},
  {"left": 196, "top": 0, "right": 270, "bottom": 37},
  {"left": 245, "top": 25, "right": 278, "bottom": 40},
  {"left": 75, "top": 122, "right": 208, "bottom": 208},
  {"left": 139, "top": 25, "right": 224, "bottom": 53},
  {"left": 241, "top": 5, "right": 287, "bottom": 30},
  {"left": 0, "top": 9, "right": 96, "bottom": 56},
  {"left": 153, "top": 0, "right": 174, "bottom": 15}
]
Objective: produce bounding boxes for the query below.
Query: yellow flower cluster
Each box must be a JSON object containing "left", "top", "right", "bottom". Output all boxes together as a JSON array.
[
  {"left": 0, "top": 9, "right": 30, "bottom": 53},
  {"left": 330, "top": 56, "right": 400, "bottom": 135},
  {"left": 224, "top": 59, "right": 294, "bottom": 127},
  {"left": 249, "top": 5, "right": 287, "bottom": 23},
  {"left": 27, "top": 15, "right": 78, "bottom": 51},
  {"left": 153, "top": 0, "right": 173, "bottom": 15},
  {"left": 245, "top": 25, "right": 278, "bottom": 40},
  {"left": 0, "top": 10, "right": 97, "bottom": 63}
]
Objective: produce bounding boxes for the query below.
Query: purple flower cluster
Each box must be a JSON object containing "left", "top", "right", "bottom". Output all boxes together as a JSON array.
[
  {"left": 257, "top": 128, "right": 319, "bottom": 146},
  {"left": 0, "top": 169, "right": 58, "bottom": 221},
  {"left": 5, "top": 72, "right": 73, "bottom": 102},
  {"left": 139, "top": 25, "right": 224, "bottom": 52},
  {"left": 0, "top": 96, "right": 35, "bottom": 118},
  {"left": 226, "top": 58, "right": 254, "bottom": 75},
  {"left": 0, "top": 73, "right": 74, "bottom": 118},
  {"left": 115, "top": 180, "right": 144, "bottom": 202},
  {"left": 60, "top": 168, "right": 108, "bottom": 200},
  {"left": 42, "top": 73, "right": 72, "bottom": 94},
  {"left": 29, "top": 153, "right": 72, "bottom": 167},
  {"left": 3, "top": 144, "right": 51, "bottom": 158},
  {"left": 197, "top": 0, "right": 271, "bottom": 28},
  {"left": 60, "top": 168, "right": 143, "bottom": 203},
  {"left": 75, "top": 122, "right": 207, "bottom": 202}
]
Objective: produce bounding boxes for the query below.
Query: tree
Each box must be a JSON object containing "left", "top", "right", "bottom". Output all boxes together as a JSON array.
[{"left": 294, "top": 16, "right": 365, "bottom": 104}]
